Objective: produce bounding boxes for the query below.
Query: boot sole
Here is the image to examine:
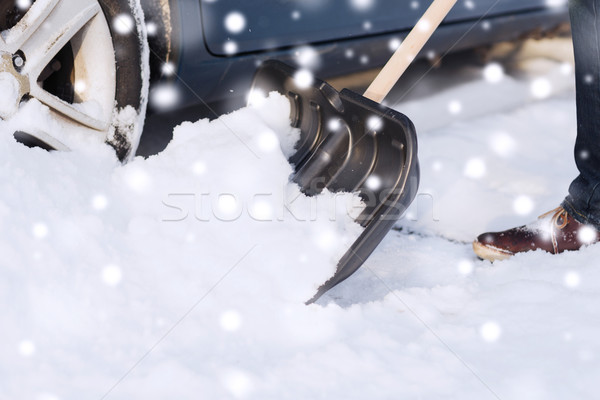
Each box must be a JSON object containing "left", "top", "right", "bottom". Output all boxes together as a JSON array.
[{"left": 472, "top": 241, "right": 513, "bottom": 262}]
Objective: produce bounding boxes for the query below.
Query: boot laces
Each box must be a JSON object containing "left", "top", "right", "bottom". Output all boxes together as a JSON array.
[{"left": 538, "top": 206, "right": 569, "bottom": 230}]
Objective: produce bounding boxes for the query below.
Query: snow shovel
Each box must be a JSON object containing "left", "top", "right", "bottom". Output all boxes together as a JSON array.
[{"left": 250, "top": 0, "right": 457, "bottom": 303}]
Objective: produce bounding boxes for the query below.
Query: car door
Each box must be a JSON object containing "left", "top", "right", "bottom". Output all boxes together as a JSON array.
[{"left": 200, "top": 0, "right": 549, "bottom": 56}]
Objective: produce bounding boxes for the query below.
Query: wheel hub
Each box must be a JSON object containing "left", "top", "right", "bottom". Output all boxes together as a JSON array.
[{"left": 0, "top": 51, "right": 30, "bottom": 119}]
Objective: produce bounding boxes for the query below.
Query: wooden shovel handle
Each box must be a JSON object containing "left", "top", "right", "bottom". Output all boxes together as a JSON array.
[{"left": 363, "top": 0, "right": 458, "bottom": 103}]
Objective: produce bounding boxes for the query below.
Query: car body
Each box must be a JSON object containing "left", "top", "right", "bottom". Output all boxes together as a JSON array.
[
  {"left": 0, "top": 0, "right": 570, "bottom": 158},
  {"left": 142, "top": 0, "right": 570, "bottom": 113}
]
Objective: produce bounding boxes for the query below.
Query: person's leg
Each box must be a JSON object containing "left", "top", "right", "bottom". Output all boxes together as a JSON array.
[
  {"left": 472, "top": 0, "right": 600, "bottom": 261},
  {"left": 562, "top": 0, "right": 600, "bottom": 230}
]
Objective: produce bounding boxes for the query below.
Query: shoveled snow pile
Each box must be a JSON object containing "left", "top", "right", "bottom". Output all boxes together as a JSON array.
[{"left": 0, "top": 93, "right": 365, "bottom": 399}]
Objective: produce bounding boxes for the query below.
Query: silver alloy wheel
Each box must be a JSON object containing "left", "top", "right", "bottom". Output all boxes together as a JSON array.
[{"left": 0, "top": 0, "right": 149, "bottom": 160}]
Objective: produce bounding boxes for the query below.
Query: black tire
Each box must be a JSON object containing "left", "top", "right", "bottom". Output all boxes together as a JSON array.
[{"left": 99, "top": 0, "right": 149, "bottom": 161}]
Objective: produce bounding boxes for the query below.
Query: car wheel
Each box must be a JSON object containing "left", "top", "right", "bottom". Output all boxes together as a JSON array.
[{"left": 0, "top": 0, "right": 149, "bottom": 161}]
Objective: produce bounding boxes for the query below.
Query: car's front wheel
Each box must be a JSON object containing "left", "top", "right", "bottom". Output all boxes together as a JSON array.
[{"left": 0, "top": 0, "right": 149, "bottom": 161}]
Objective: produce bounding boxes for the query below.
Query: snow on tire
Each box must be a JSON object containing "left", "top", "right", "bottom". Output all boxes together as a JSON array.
[{"left": 102, "top": 0, "right": 150, "bottom": 160}]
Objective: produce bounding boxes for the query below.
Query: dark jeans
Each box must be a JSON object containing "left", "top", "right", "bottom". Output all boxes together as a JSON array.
[{"left": 562, "top": 0, "right": 600, "bottom": 229}]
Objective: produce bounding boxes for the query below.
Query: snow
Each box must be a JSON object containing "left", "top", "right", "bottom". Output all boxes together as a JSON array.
[
  {"left": 113, "top": 14, "right": 135, "bottom": 35},
  {"left": 483, "top": 62, "right": 504, "bottom": 83},
  {"left": 150, "top": 84, "right": 180, "bottom": 109},
  {"left": 293, "top": 69, "right": 314, "bottom": 89},
  {"left": 388, "top": 37, "right": 402, "bottom": 52},
  {"left": 3, "top": 37, "right": 600, "bottom": 399},
  {"left": 16, "top": 0, "right": 32, "bottom": 10},
  {"left": 224, "top": 11, "right": 246, "bottom": 34},
  {"left": 224, "top": 41, "right": 239, "bottom": 55},
  {"left": 0, "top": 92, "right": 364, "bottom": 399},
  {"left": 161, "top": 62, "right": 176, "bottom": 76},
  {"left": 293, "top": 46, "right": 321, "bottom": 69},
  {"left": 350, "top": 0, "right": 376, "bottom": 12},
  {"left": 0, "top": 72, "right": 20, "bottom": 117}
]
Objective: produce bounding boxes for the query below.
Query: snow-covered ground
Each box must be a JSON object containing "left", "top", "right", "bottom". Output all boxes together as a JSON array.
[{"left": 3, "top": 37, "right": 600, "bottom": 399}]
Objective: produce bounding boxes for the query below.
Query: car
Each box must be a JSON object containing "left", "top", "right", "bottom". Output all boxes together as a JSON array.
[{"left": 0, "top": 0, "right": 569, "bottom": 160}]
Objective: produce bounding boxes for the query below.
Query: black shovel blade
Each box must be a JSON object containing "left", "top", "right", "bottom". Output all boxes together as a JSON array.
[{"left": 250, "top": 60, "right": 420, "bottom": 303}]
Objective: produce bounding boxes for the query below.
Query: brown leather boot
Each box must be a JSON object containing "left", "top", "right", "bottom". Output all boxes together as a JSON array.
[{"left": 473, "top": 206, "right": 600, "bottom": 261}]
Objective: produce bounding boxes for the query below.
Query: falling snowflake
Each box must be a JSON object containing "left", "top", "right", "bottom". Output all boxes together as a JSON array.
[
  {"left": 560, "top": 62, "right": 573, "bottom": 75},
  {"left": 217, "top": 194, "right": 240, "bottom": 217},
  {"left": 220, "top": 310, "right": 243, "bottom": 332},
  {"left": 191, "top": 161, "right": 207, "bottom": 176},
  {"left": 578, "top": 226, "right": 598, "bottom": 244},
  {"left": 480, "top": 321, "right": 502, "bottom": 342},
  {"left": 150, "top": 84, "right": 180, "bottom": 110},
  {"left": 564, "top": 271, "right": 581, "bottom": 288},
  {"left": 293, "top": 69, "right": 314, "bottom": 89},
  {"left": 513, "top": 195, "right": 535, "bottom": 216},
  {"left": 250, "top": 200, "right": 273, "bottom": 220},
  {"left": 463, "top": 158, "right": 486, "bottom": 179},
  {"left": 247, "top": 88, "right": 266, "bottom": 107},
  {"left": 113, "top": 14, "right": 134, "bottom": 35},
  {"left": 18, "top": 340, "right": 36, "bottom": 357},
  {"left": 545, "top": 0, "right": 567, "bottom": 7},
  {"left": 345, "top": 49, "right": 355, "bottom": 59},
  {"left": 388, "top": 38, "right": 402, "bottom": 52},
  {"left": 315, "top": 230, "right": 337, "bottom": 251},
  {"left": 225, "top": 11, "right": 246, "bottom": 34},
  {"left": 16, "top": 0, "right": 32, "bottom": 10},
  {"left": 530, "top": 78, "right": 552, "bottom": 99},
  {"left": 457, "top": 259, "right": 474, "bottom": 275},
  {"left": 417, "top": 19, "right": 431, "bottom": 32},
  {"left": 584, "top": 74, "right": 594, "bottom": 84},
  {"left": 367, "top": 116, "right": 383, "bottom": 131},
  {"left": 291, "top": 10, "right": 301, "bottom": 20},
  {"left": 365, "top": 175, "right": 382, "bottom": 191},
  {"left": 102, "top": 264, "right": 123, "bottom": 287},
  {"left": 350, "top": 0, "right": 376, "bottom": 12},
  {"left": 224, "top": 41, "right": 238, "bottom": 55},
  {"left": 74, "top": 80, "right": 87, "bottom": 95},
  {"left": 483, "top": 63, "right": 504, "bottom": 83},
  {"left": 580, "top": 150, "right": 590, "bottom": 160},
  {"left": 328, "top": 119, "right": 342, "bottom": 131},
  {"left": 161, "top": 62, "right": 176, "bottom": 76},
  {"left": 222, "top": 369, "right": 253, "bottom": 398},
  {"left": 464, "top": 0, "right": 475, "bottom": 9},
  {"left": 360, "top": 55, "right": 370, "bottom": 65},
  {"left": 481, "top": 20, "right": 491, "bottom": 30},
  {"left": 146, "top": 21, "right": 158, "bottom": 36},
  {"left": 448, "top": 100, "right": 462, "bottom": 115},
  {"left": 410, "top": 1, "right": 420, "bottom": 9},
  {"left": 256, "top": 131, "right": 279, "bottom": 152},
  {"left": 92, "top": 194, "right": 108, "bottom": 211},
  {"left": 124, "top": 166, "right": 152, "bottom": 193},
  {"left": 32, "top": 223, "right": 49, "bottom": 239},
  {"left": 489, "top": 131, "right": 517, "bottom": 157},
  {"left": 294, "top": 46, "right": 320, "bottom": 68}
]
